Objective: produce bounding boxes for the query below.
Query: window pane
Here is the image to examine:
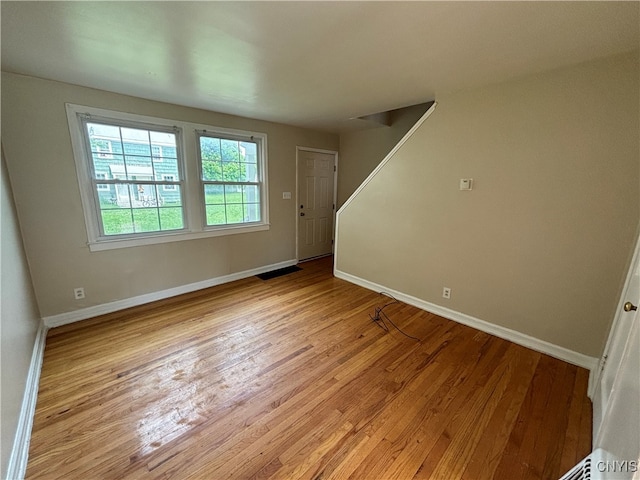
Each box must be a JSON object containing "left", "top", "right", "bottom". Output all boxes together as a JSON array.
[
  {"left": 222, "top": 162, "right": 243, "bottom": 182},
  {"left": 93, "top": 152, "right": 125, "bottom": 177},
  {"left": 120, "top": 127, "right": 150, "bottom": 149},
  {"left": 96, "top": 154, "right": 124, "bottom": 180},
  {"left": 124, "top": 156, "right": 154, "bottom": 179},
  {"left": 239, "top": 163, "right": 258, "bottom": 182},
  {"left": 224, "top": 185, "right": 242, "bottom": 204},
  {"left": 101, "top": 209, "right": 134, "bottom": 235},
  {"left": 161, "top": 178, "right": 181, "bottom": 196},
  {"left": 242, "top": 185, "right": 259, "bottom": 203},
  {"left": 204, "top": 184, "right": 225, "bottom": 204},
  {"left": 87, "top": 123, "right": 120, "bottom": 142},
  {"left": 226, "top": 204, "right": 244, "bottom": 224},
  {"left": 202, "top": 160, "right": 223, "bottom": 181},
  {"left": 90, "top": 139, "right": 113, "bottom": 157},
  {"left": 200, "top": 136, "right": 221, "bottom": 161},
  {"left": 206, "top": 205, "right": 226, "bottom": 225},
  {"left": 221, "top": 139, "right": 240, "bottom": 162},
  {"left": 161, "top": 184, "right": 181, "bottom": 206},
  {"left": 132, "top": 208, "right": 160, "bottom": 233},
  {"left": 150, "top": 131, "right": 177, "bottom": 151},
  {"left": 152, "top": 147, "right": 179, "bottom": 175},
  {"left": 244, "top": 203, "right": 260, "bottom": 222},
  {"left": 240, "top": 141, "right": 258, "bottom": 164},
  {"left": 134, "top": 184, "right": 160, "bottom": 206},
  {"left": 155, "top": 161, "right": 180, "bottom": 182},
  {"left": 159, "top": 207, "right": 184, "bottom": 230},
  {"left": 97, "top": 187, "right": 117, "bottom": 208}
]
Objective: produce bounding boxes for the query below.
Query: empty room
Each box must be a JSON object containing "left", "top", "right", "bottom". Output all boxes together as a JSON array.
[{"left": 1, "top": 2, "right": 639, "bottom": 479}]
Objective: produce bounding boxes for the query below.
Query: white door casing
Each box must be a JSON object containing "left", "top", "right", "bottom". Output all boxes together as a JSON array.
[{"left": 297, "top": 148, "right": 337, "bottom": 261}]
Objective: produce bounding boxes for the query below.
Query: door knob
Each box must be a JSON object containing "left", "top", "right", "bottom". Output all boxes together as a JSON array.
[
  {"left": 300, "top": 212, "right": 305, "bottom": 216},
  {"left": 623, "top": 301, "right": 637, "bottom": 312}
]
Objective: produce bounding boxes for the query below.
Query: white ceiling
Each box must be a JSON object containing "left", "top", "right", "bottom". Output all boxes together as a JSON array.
[{"left": 2, "top": 1, "right": 638, "bottom": 132}]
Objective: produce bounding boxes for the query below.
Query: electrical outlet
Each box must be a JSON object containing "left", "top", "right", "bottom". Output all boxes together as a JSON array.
[
  {"left": 442, "top": 287, "right": 451, "bottom": 299},
  {"left": 74, "top": 287, "right": 85, "bottom": 300}
]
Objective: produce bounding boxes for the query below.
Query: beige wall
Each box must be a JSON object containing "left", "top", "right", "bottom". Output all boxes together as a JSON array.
[
  {"left": 1, "top": 73, "right": 338, "bottom": 318},
  {"left": 336, "top": 52, "right": 639, "bottom": 358},
  {"left": 337, "top": 103, "right": 432, "bottom": 207},
  {"left": 1, "top": 151, "right": 41, "bottom": 477}
]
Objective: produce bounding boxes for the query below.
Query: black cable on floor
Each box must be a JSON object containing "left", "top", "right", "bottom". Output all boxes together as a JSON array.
[{"left": 369, "top": 292, "right": 420, "bottom": 341}]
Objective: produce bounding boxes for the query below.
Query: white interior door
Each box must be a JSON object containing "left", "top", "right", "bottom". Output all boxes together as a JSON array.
[
  {"left": 591, "top": 235, "right": 640, "bottom": 478},
  {"left": 297, "top": 149, "right": 336, "bottom": 261}
]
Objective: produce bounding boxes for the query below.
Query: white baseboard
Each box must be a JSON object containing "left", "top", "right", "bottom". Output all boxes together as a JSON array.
[
  {"left": 6, "top": 321, "right": 48, "bottom": 480},
  {"left": 43, "top": 259, "right": 298, "bottom": 328},
  {"left": 334, "top": 268, "right": 599, "bottom": 372}
]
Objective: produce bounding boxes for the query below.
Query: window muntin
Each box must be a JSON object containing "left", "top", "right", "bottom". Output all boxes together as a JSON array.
[
  {"left": 197, "top": 133, "right": 263, "bottom": 227},
  {"left": 81, "top": 118, "right": 185, "bottom": 237}
]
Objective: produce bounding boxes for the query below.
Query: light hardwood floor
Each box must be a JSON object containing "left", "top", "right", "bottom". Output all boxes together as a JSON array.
[{"left": 26, "top": 256, "right": 591, "bottom": 479}]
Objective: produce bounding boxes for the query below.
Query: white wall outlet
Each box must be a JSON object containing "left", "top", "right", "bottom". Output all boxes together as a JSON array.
[
  {"left": 442, "top": 287, "right": 451, "bottom": 299},
  {"left": 282, "top": 192, "right": 292, "bottom": 199},
  {"left": 74, "top": 287, "right": 85, "bottom": 300}
]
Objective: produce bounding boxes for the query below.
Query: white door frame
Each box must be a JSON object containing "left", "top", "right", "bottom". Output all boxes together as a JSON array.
[
  {"left": 590, "top": 230, "right": 640, "bottom": 438},
  {"left": 295, "top": 146, "right": 338, "bottom": 262}
]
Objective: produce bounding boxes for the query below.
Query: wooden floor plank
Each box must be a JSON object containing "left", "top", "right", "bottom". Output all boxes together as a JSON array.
[
  {"left": 25, "top": 256, "right": 591, "bottom": 479},
  {"left": 460, "top": 346, "right": 540, "bottom": 480}
]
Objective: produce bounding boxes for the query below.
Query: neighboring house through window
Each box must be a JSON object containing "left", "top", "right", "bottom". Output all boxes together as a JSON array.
[
  {"left": 162, "top": 174, "right": 178, "bottom": 191},
  {"left": 95, "top": 172, "right": 110, "bottom": 191},
  {"left": 152, "top": 145, "right": 164, "bottom": 163}
]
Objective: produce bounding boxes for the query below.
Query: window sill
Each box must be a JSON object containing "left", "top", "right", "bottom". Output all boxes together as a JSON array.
[{"left": 88, "top": 223, "right": 270, "bottom": 252}]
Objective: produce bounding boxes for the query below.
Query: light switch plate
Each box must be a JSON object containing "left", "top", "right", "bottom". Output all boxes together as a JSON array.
[
  {"left": 283, "top": 192, "right": 292, "bottom": 199},
  {"left": 459, "top": 179, "right": 473, "bottom": 191}
]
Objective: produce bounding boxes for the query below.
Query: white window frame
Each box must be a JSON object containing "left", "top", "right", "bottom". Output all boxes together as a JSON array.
[{"left": 66, "top": 104, "right": 270, "bottom": 252}]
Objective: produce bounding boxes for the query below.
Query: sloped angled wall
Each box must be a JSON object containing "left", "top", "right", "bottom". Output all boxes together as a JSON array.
[
  {"left": 335, "top": 51, "right": 639, "bottom": 358},
  {"left": 337, "top": 102, "right": 433, "bottom": 207}
]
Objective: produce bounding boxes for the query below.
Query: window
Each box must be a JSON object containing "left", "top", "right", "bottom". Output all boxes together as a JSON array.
[
  {"left": 66, "top": 104, "right": 269, "bottom": 251},
  {"left": 197, "top": 133, "right": 263, "bottom": 227}
]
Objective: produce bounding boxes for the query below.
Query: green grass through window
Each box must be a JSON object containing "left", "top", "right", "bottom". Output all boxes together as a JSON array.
[
  {"left": 101, "top": 205, "right": 183, "bottom": 235},
  {"left": 99, "top": 192, "right": 259, "bottom": 235}
]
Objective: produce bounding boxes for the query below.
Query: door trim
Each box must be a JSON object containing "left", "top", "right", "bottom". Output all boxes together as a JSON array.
[
  {"left": 589, "top": 230, "right": 640, "bottom": 401},
  {"left": 295, "top": 146, "right": 338, "bottom": 262}
]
